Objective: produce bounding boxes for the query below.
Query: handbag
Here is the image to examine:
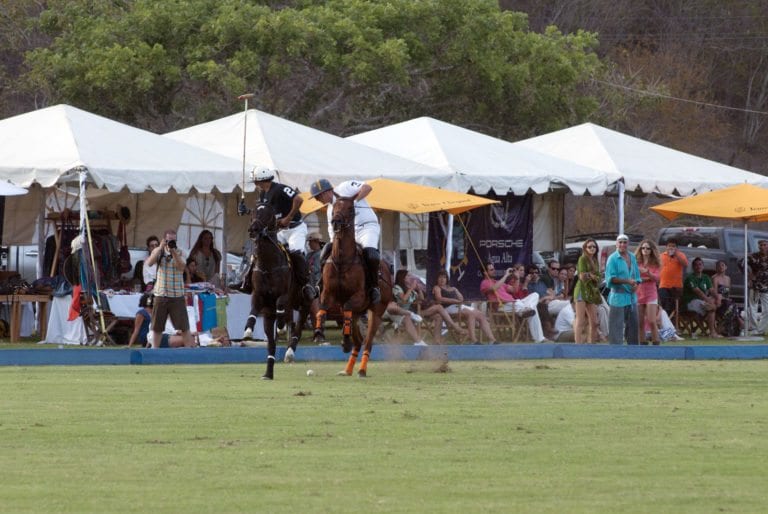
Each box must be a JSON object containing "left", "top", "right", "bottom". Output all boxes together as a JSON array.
[{"left": 117, "top": 220, "right": 132, "bottom": 274}]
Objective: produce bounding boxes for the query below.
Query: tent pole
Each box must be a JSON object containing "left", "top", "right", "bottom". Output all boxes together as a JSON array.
[
  {"left": 617, "top": 180, "right": 625, "bottom": 234},
  {"left": 80, "top": 169, "right": 108, "bottom": 345},
  {"left": 744, "top": 222, "right": 750, "bottom": 334},
  {"left": 445, "top": 213, "right": 453, "bottom": 273}
]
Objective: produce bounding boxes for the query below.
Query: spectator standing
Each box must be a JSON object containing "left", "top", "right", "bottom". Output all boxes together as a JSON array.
[
  {"left": 635, "top": 239, "right": 661, "bottom": 344},
  {"left": 306, "top": 232, "right": 324, "bottom": 291},
  {"left": 189, "top": 229, "right": 222, "bottom": 285},
  {"left": 745, "top": 239, "right": 768, "bottom": 335},
  {"left": 145, "top": 228, "right": 194, "bottom": 348},
  {"left": 659, "top": 238, "right": 688, "bottom": 317},
  {"left": 605, "top": 234, "right": 641, "bottom": 344},
  {"left": 573, "top": 238, "right": 602, "bottom": 344}
]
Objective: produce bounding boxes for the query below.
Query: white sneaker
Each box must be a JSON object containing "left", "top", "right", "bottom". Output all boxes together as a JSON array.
[
  {"left": 673, "top": 334, "right": 685, "bottom": 341},
  {"left": 410, "top": 312, "right": 423, "bottom": 323},
  {"left": 413, "top": 340, "right": 428, "bottom": 346}
]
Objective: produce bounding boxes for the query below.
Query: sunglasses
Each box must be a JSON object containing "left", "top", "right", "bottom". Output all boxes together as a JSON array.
[
  {"left": 641, "top": 246, "right": 651, "bottom": 250},
  {"left": 586, "top": 245, "right": 596, "bottom": 249}
]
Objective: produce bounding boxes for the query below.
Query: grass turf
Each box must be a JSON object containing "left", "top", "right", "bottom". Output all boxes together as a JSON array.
[{"left": 1, "top": 360, "right": 767, "bottom": 513}]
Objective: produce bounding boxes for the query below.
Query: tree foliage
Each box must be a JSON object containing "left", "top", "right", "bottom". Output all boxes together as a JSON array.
[{"left": 21, "top": 0, "right": 602, "bottom": 136}]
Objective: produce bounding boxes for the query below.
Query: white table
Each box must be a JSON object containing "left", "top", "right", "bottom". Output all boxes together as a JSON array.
[{"left": 105, "top": 292, "right": 264, "bottom": 340}]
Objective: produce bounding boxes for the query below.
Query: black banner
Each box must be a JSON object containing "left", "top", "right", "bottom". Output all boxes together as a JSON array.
[{"left": 427, "top": 193, "right": 533, "bottom": 301}]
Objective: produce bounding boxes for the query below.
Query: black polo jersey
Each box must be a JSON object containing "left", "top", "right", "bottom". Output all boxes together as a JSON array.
[{"left": 263, "top": 182, "right": 302, "bottom": 225}]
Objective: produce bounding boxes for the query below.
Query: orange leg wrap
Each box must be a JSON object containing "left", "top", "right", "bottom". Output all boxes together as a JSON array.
[
  {"left": 343, "top": 310, "right": 353, "bottom": 336},
  {"left": 344, "top": 349, "right": 359, "bottom": 375},
  {"left": 315, "top": 309, "right": 327, "bottom": 331},
  {"left": 359, "top": 350, "right": 370, "bottom": 373}
]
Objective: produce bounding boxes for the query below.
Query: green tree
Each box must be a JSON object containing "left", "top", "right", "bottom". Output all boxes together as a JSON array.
[{"left": 23, "top": 0, "right": 603, "bottom": 137}]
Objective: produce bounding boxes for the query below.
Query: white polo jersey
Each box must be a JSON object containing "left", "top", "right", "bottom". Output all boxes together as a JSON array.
[{"left": 325, "top": 180, "right": 379, "bottom": 248}]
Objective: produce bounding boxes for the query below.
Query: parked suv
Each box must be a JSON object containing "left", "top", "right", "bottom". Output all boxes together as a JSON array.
[
  {"left": 658, "top": 226, "right": 768, "bottom": 305},
  {"left": 564, "top": 233, "right": 644, "bottom": 270}
]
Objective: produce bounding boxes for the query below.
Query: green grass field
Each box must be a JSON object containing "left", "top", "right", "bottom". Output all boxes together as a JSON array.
[{"left": 2, "top": 359, "right": 767, "bottom": 513}]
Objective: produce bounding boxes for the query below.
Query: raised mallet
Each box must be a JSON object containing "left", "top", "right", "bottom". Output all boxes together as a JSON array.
[{"left": 237, "top": 93, "right": 255, "bottom": 199}]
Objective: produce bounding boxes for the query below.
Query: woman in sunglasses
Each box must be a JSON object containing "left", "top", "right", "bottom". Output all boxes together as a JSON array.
[
  {"left": 573, "top": 238, "right": 602, "bottom": 343},
  {"left": 635, "top": 239, "right": 662, "bottom": 344}
]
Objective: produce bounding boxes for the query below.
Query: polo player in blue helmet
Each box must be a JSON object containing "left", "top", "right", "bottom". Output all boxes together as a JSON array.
[{"left": 310, "top": 178, "right": 382, "bottom": 304}]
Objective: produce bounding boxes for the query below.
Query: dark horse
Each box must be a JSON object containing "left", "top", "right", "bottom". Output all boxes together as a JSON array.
[
  {"left": 245, "top": 202, "right": 310, "bottom": 380},
  {"left": 315, "top": 197, "right": 392, "bottom": 377}
]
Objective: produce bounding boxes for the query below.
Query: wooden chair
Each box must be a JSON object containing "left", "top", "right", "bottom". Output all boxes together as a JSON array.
[
  {"left": 676, "top": 301, "right": 711, "bottom": 337},
  {"left": 486, "top": 302, "right": 530, "bottom": 342}
]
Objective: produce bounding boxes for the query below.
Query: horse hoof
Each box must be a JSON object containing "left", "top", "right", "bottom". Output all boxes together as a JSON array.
[
  {"left": 336, "top": 370, "right": 351, "bottom": 376},
  {"left": 284, "top": 347, "right": 295, "bottom": 363},
  {"left": 243, "top": 328, "right": 253, "bottom": 340},
  {"left": 358, "top": 370, "right": 367, "bottom": 378},
  {"left": 277, "top": 326, "right": 286, "bottom": 336},
  {"left": 261, "top": 374, "right": 273, "bottom": 380}
]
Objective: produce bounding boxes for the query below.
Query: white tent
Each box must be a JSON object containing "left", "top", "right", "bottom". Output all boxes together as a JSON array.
[
  {"left": 165, "top": 109, "right": 454, "bottom": 191},
  {"left": 347, "top": 116, "right": 620, "bottom": 251},
  {"left": 514, "top": 122, "right": 768, "bottom": 195},
  {"left": 347, "top": 116, "right": 620, "bottom": 196},
  {"left": 0, "top": 104, "right": 244, "bottom": 194}
]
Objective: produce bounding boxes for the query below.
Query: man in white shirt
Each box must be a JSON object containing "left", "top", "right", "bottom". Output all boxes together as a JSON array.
[{"left": 310, "top": 179, "right": 381, "bottom": 304}]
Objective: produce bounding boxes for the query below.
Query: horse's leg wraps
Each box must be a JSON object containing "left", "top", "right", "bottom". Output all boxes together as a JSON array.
[
  {"left": 345, "top": 349, "right": 359, "bottom": 375},
  {"left": 315, "top": 309, "right": 327, "bottom": 331},
  {"left": 343, "top": 310, "right": 353, "bottom": 336},
  {"left": 245, "top": 314, "right": 257, "bottom": 329},
  {"left": 360, "top": 350, "right": 370, "bottom": 370}
]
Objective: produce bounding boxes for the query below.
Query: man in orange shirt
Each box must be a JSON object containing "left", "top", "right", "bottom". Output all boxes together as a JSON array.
[{"left": 659, "top": 238, "right": 688, "bottom": 316}]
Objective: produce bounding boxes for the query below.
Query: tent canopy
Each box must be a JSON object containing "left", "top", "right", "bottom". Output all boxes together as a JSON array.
[
  {"left": 515, "top": 122, "right": 768, "bottom": 196},
  {"left": 347, "top": 117, "right": 619, "bottom": 196},
  {"left": 650, "top": 183, "right": 768, "bottom": 222},
  {"left": 165, "top": 109, "right": 454, "bottom": 192},
  {"left": 0, "top": 104, "right": 244, "bottom": 194},
  {"left": 300, "top": 178, "right": 498, "bottom": 215},
  {"left": 0, "top": 180, "right": 27, "bottom": 196}
]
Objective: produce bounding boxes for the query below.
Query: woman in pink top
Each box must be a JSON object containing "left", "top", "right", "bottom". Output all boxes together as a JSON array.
[{"left": 635, "top": 239, "right": 661, "bottom": 344}]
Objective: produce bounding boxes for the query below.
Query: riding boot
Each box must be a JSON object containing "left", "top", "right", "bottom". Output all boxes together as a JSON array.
[
  {"left": 363, "top": 247, "right": 381, "bottom": 304},
  {"left": 316, "top": 243, "right": 332, "bottom": 297},
  {"left": 290, "top": 251, "right": 316, "bottom": 302}
]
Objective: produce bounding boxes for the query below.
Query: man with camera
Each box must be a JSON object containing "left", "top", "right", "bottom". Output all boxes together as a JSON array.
[{"left": 144, "top": 228, "right": 194, "bottom": 348}]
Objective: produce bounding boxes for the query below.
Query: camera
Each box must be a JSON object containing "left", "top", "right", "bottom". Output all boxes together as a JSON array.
[{"left": 167, "top": 239, "right": 177, "bottom": 250}]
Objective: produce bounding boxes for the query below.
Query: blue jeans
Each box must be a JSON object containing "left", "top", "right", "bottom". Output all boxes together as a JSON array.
[{"left": 609, "top": 304, "right": 639, "bottom": 345}]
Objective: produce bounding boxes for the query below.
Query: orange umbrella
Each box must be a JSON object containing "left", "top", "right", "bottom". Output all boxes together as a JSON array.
[
  {"left": 650, "top": 183, "right": 768, "bottom": 222},
  {"left": 300, "top": 178, "right": 497, "bottom": 215}
]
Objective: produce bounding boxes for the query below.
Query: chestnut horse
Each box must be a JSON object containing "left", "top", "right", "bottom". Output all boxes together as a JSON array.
[
  {"left": 314, "top": 196, "right": 392, "bottom": 377},
  {"left": 245, "top": 202, "right": 310, "bottom": 380}
]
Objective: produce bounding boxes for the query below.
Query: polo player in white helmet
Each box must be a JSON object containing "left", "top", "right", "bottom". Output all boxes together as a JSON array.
[{"left": 238, "top": 165, "right": 316, "bottom": 304}]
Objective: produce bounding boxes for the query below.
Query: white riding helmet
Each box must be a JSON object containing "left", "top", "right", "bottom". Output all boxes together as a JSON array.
[{"left": 250, "top": 165, "right": 275, "bottom": 183}]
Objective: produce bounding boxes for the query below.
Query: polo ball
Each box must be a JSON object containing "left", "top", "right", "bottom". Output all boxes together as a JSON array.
[{"left": 306, "top": 369, "right": 315, "bottom": 376}]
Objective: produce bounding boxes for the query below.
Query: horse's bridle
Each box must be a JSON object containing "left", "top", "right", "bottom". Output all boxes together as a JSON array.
[{"left": 331, "top": 199, "right": 355, "bottom": 234}]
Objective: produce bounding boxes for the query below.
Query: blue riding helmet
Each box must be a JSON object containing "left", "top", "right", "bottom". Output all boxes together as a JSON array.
[{"left": 310, "top": 179, "right": 333, "bottom": 197}]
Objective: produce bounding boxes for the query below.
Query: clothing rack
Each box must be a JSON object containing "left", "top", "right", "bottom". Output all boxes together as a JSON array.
[{"left": 46, "top": 210, "right": 118, "bottom": 277}]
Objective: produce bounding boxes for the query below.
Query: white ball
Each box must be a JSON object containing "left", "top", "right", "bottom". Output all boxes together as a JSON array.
[{"left": 306, "top": 369, "right": 315, "bottom": 376}]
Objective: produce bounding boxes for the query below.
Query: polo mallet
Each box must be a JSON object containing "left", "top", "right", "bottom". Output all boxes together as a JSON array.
[{"left": 237, "top": 93, "right": 255, "bottom": 199}]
